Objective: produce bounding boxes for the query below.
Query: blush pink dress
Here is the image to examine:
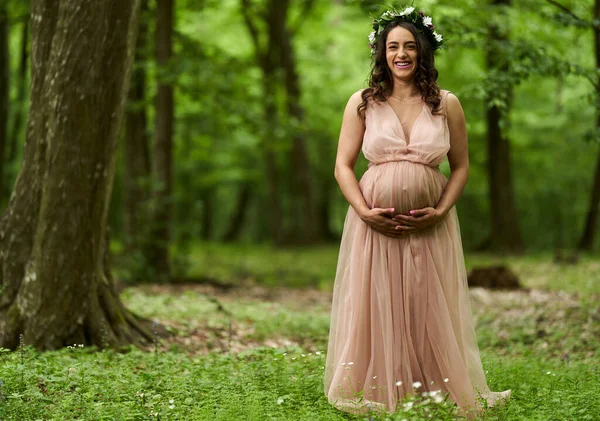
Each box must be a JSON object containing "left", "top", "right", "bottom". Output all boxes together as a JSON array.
[{"left": 323, "top": 90, "right": 510, "bottom": 415}]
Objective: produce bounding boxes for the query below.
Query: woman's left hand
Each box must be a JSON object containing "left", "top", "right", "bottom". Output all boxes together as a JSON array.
[{"left": 392, "top": 207, "right": 445, "bottom": 232}]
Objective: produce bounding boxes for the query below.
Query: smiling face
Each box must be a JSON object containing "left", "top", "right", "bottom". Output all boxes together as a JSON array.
[{"left": 385, "top": 26, "right": 418, "bottom": 82}]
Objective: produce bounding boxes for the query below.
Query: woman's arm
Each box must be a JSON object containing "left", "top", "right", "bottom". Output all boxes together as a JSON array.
[
  {"left": 433, "top": 92, "right": 469, "bottom": 216},
  {"left": 335, "top": 91, "right": 403, "bottom": 237}
]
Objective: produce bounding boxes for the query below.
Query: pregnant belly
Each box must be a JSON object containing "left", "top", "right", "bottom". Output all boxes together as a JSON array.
[{"left": 359, "top": 161, "right": 446, "bottom": 215}]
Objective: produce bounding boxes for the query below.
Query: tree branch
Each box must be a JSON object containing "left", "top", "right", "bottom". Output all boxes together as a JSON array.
[
  {"left": 240, "top": 0, "right": 263, "bottom": 61},
  {"left": 289, "top": 0, "right": 316, "bottom": 35},
  {"left": 545, "top": 0, "right": 586, "bottom": 24}
]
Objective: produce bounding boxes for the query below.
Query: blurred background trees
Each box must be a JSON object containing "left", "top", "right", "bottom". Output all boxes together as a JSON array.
[{"left": 1, "top": 0, "right": 599, "bottom": 284}]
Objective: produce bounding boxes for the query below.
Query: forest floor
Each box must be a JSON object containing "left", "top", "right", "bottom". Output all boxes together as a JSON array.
[{"left": 1, "top": 247, "right": 599, "bottom": 420}]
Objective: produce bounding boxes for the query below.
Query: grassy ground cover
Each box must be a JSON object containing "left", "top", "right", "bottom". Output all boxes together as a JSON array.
[{"left": 1, "top": 244, "right": 599, "bottom": 420}]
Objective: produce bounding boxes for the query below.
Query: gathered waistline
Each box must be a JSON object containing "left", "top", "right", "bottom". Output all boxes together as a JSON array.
[{"left": 367, "top": 158, "right": 440, "bottom": 170}]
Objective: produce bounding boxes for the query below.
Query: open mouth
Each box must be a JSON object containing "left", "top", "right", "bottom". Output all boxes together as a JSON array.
[{"left": 394, "top": 61, "right": 412, "bottom": 69}]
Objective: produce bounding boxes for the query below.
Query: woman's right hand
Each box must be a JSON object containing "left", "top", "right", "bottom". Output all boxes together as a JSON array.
[{"left": 359, "top": 207, "right": 418, "bottom": 238}]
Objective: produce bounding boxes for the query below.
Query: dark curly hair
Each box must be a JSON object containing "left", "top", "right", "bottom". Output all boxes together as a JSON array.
[{"left": 357, "top": 21, "right": 441, "bottom": 120}]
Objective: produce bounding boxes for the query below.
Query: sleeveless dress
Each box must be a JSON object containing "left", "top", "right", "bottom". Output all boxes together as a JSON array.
[{"left": 323, "top": 90, "right": 510, "bottom": 415}]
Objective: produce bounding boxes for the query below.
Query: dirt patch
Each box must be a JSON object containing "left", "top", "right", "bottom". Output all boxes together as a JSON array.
[{"left": 136, "top": 284, "right": 598, "bottom": 358}]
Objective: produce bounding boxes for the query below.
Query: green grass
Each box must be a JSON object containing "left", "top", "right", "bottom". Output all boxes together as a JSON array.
[{"left": 1, "top": 243, "right": 599, "bottom": 420}]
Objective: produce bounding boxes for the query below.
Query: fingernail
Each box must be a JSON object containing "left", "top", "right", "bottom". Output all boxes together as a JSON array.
[{"left": 410, "top": 210, "right": 415, "bottom": 215}]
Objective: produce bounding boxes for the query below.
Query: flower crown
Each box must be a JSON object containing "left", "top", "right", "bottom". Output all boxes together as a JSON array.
[{"left": 368, "top": 6, "right": 444, "bottom": 56}]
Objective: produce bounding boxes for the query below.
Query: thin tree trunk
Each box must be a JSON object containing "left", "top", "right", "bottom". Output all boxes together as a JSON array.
[
  {"left": 0, "top": 0, "right": 151, "bottom": 351},
  {"left": 223, "top": 182, "right": 251, "bottom": 242},
  {"left": 281, "top": 22, "right": 317, "bottom": 244},
  {"left": 149, "top": 0, "right": 174, "bottom": 280},
  {"left": 200, "top": 187, "right": 214, "bottom": 240},
  {"left": 578, "top": 0, "right": 600, "bottom": 251},
  {"left": 484, "top": 0, "right": 524, "bottom": 253},
  {"left": 124, "top": 0, "right": 151, "bottom": 256},
  {"left": 0, "top": 5, "right": 8, "bottom": 203}
]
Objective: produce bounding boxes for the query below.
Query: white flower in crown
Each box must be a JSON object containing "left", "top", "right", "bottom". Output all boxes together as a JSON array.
[
  {"left": 422, "top": 16, "right": 433, "bottom": 27},
  {"left": 368, "top": 30, "right": 376, "bottom": 44},
  {"left": 400, "top": 6, "right": 415, "bottom": 16},
  {"left": 433, "top": 31, "right": 443, "bottom": 42},
  {"left": 383, "top": 10, "right": 393, "bottom": 17}
]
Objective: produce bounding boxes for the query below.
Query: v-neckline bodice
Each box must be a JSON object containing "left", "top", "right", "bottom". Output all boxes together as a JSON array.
[{"left": 383, "top": 100, "right": 427, "bottom": 146}]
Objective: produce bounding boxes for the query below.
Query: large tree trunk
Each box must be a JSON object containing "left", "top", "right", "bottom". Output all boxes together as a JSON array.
[
  {"left": 483, "top": 0, "right": 524, "bottom": 253},
  {"left": 0, "top": 0, "right": 151, "bottom": 351},
  {"left": 0, "top": 5, "right": 8, "bottom": 204},
  {"left": 149, "top": 0, "right": 174, "bottom": 280},
  {"left": 124, "top": 0, "right": 151, "bottom": 256},
  {"left": 578, "top": 0, "right": 600, "bottom": 251}
]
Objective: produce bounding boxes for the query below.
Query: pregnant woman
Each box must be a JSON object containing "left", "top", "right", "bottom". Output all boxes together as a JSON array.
[{"left": 323, "top": 6, "right": 511, "bottom": 417}]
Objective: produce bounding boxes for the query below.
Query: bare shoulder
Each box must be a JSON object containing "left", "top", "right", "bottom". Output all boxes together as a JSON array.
[
  {"left": 445, "top": 92, "right": 462, "bottom": 108},
  {"left": 440, "top": 91, "right": 464, "bottom": 120},
  {"left": 347, "top": 89, "right": 366, "bottom": 106}
]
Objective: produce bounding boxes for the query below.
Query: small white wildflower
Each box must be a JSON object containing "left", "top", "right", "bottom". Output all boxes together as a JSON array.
[
  {"left": 348, "top": 362, "right": 354, "bottom": 365},
  {"left": 433, "top": 394, "right": 444, "bottom": 403},
  {"left": 169, "top": 399, "right": 174, "bottom": 404},
  {"left": 546, "top": 371, "right": 551, "bottom": 375},
  {"left": 412, "top": 381, "right": 422, "bottom": 389},
  {"left": 168, "top": 404, "right": 175, "bottom": 409},
  {"left": 283, "top": 352, "right": 287, "bottom": 356},
  {"left": 403, "top": 401, "right": 413, "bottom": 410},
  {"left": 422, "top": 16, "right": 432, "bottom": 26},
  {"left": 341, "top": 362, "right": 346, "bottom": 366},
  {"left": 373, "top": 376, "right": 377, "bottom": 379},
  {"left": 315, "top": 351, "right": 321, "bottom": 355},
  {"left": 368, "top": 31, "right": 376, "bottom": 44},
  {"left": 433, "top": 31, "right": 443, "bottom": 42},
  {"left": 277, "top": 397, "right": 284, "bottom": 405},
  {"left": 291, "top": 357, "right": 296, "bottom": 360},
  {"left": 422, "top": 391, "right": 429, "bottom": 397},
  {"left": 301, "top": 354, "right": 306, "bottom": 357},
  {"left": 444, "top": 378, "right": 449, "bottom": 383},
  {"left": 396, "top": 380, "right": 403, "bottom": 386},
  {"left": 400, "top": 7, "right": 415, "bottom": 16}
]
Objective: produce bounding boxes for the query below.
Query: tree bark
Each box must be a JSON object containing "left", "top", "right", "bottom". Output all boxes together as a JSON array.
[
  {"left": 149, "top": 0, "right": 174, "bottom": 280},
  {"left": 0, "top": 0, "right": 151, "bottom": 351},
  {"left": 124, "top": 0, "right": 151, "bottom": 257},
  {"left": 0, "top": 5, "right": 8, "bottom": 204},
  {"left": 484, "top": 0, "right": 524, "bottom": 253},
  {"left": 578, "top": 0, "right": 600, "bottom": 251}
]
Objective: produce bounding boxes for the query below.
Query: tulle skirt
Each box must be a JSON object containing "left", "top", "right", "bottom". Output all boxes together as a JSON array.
[{"left": 323, "top": 161, "right": 509, "bottom": 415}]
